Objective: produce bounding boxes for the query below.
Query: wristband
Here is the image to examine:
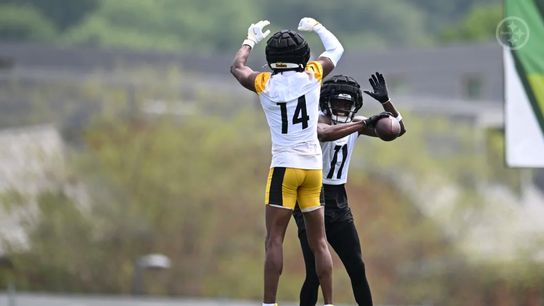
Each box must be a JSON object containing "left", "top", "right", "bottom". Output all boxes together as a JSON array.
[
  {"left": 395, "top": 113, "right": 403, "bottom": 122},
  {"left": 313, "top": 22, "right": 324, "bottom": 32},
  {"left": 242, "top": 39, "right": 255, "bottom": 49},
  {"left": 381, "top": 99, "right": 391, "bottom": 105}
]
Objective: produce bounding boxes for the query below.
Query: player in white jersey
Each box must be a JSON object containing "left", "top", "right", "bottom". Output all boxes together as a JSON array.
[
  {"left": 230, "top": 18, "right": 344, "bottom": 306},
  {"left": 293, "top": 74, "right": 406, "bottom": 306}
]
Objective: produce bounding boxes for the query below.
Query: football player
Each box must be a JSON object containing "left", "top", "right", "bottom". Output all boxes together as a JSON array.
[
  {"left": 230, "top": 17, "right": 344, "bottom": 306},
  {"left": 293, "top": 73, "right": 406, "bottom": 306}
]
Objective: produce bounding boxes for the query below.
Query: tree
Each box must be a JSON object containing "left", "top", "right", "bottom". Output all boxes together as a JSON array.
[
  {"left": 61, "top": 0, "right": 259, "bottom": 53},
  {"left": 0, "top": 4, "right": 57, "bottom": 41},
  {"left": 440, "top": 4, "right": 503, "bottom": 42},
  {"left": 261, "top": 0, "right": 430, "bottom": 49},
  {"left": 0, "top": 0, "right": 99, "bottom": 30}
]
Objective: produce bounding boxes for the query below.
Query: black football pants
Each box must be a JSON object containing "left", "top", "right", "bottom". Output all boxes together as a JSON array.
[{"left": 297, "top": 219, "right": 373, "bottom": 306}]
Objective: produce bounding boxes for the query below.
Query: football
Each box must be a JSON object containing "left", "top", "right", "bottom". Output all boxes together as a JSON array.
[{"left": 375, "top": 116, "right": 401, "bottom": 141}]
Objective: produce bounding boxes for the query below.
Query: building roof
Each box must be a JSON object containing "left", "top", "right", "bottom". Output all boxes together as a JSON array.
[{"left": 0, "top": 41, "right": 503, "bottom": 102}]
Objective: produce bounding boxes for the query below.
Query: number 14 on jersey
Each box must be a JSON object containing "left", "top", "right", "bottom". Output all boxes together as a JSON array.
[{"left": 277, "top": 96, "right": 310, "bottom": 134}]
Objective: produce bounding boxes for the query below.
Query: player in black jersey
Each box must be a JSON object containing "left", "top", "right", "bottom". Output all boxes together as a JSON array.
[{"left": 293, "top": 73, "right": 406, "bottom": 306}]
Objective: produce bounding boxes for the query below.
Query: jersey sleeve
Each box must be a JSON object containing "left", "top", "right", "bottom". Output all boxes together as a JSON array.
[
  {"left": 305, "top": 61, "right": 324, "bottom": 82},
  {"left": 254, "top": 72, "right": 271, "bottom": 94}
]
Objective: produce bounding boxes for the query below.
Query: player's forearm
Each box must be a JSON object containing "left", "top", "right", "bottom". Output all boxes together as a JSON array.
[
  {"left": 314, "top": 24, "right": 344, "bottom": 66},
  {"left": 381, "top": 100, "right": 399, "bottom": 117},
  {"left": 230, "top": 45, "right": 258, "bottom": 92},
  {"left": 381, "top": 101, "right": 406, "bottom": 136},
  {"left": 230, "top": 45, "right": 251, "bottom": 77},
  {"left": 318, "top": 121, "right": 364, "bottom": 142}
]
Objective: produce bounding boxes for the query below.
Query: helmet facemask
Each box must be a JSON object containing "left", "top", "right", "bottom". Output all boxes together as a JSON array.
[
  {"left": 328, "top": 95, "right": 358, "bottom": 124},
  {"left": 320, "top": 75, "right": 363, "bottom": 124}
]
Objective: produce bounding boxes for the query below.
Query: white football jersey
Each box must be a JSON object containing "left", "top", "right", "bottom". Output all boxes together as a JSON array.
[
  {"left": 321, "top": 131, "right": 359, "bottom": 185},
  {"left": 255, "top": 61, "right": 324, "bottom": 169}
]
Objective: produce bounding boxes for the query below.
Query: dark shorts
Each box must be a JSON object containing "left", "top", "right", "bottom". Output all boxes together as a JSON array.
[{"left": 294, "top": 183, "right": 353, "bottom": 233}]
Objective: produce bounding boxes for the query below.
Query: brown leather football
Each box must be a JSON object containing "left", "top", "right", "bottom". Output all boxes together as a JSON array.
[{"left": 375, "top": 116, "right": 400, "bottom": 141}]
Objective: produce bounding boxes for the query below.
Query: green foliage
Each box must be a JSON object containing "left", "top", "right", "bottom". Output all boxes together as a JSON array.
[
  {"left": 0, "top": 4, "right": 57, "bottom": 41},
  {"left": 0, "top": 65, "right": 273, "bottom": 293},
  {"left": 440, "top": 3, "right": 503, "bottom": 42},
  {"left": 61, "top": 0, "right": 259, "bottom": 53},
  {"left": 0, "top": 0, "right": 99, "bottom": 30},
  {"left": 261, "top": 0, "right": 430, "bottom": 48},
  {"left": 12, "top": 191, "right": 95, "bottom": 291},
  {"left": 410, "top": 0, "right": 500, "bottom": 28},
  {"left": 485, "top": 127, "right": 522, "bottom": 192},
  {"left": 360, "top": 114, "right": 488, "bottom": 186},
  {"left": 0, "top": 68, "right": 539, "bottom": 305},
  {"left": 0, "top": 0, "right": 504, "bottom": 52}
]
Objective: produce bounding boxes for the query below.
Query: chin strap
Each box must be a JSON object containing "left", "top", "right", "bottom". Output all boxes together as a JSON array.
[
  {"left": 328, "top": 102, "right": 356, "bottom": 124},
  {"left": 331, "top": 114, "right": 354, "bottom": 124}
]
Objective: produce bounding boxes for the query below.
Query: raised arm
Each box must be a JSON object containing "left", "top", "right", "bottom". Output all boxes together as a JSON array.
[
  {"left": 363, "top": 72, "right": 407, "bottom": 136},
  {"left": 230, "top": 20, "right": 271, "bottom": 93},
  {"left": 298, "top": 18, "right": 344, "bottom": 78}
]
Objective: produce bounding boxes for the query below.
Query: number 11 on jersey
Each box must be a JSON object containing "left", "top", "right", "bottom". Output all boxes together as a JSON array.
[{"left": 327, "top": 144, "right": 348, "bottom": 179}]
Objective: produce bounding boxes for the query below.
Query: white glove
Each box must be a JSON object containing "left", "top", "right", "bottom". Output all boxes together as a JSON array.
[
  {"left": 298, "top": 17, "right": 343, "bottom": 66},
  {"left": 298, "top": 17, "right": 323, "bottom": 32},
  {"left": 242, "top": 20, "right": 271, "bottom": 48}
]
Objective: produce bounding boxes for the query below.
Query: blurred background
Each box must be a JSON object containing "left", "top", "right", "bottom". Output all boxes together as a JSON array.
[{"left": 0, "top": 0, "right": 543, "bottom": 305}]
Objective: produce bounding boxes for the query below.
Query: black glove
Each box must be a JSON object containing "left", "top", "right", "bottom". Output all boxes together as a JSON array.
[
  {"left": 363, "top": 72, "right": 389, "bottom": 104},
  {"left": 364, "top": 111, "right": 392, "bottom": 128}
]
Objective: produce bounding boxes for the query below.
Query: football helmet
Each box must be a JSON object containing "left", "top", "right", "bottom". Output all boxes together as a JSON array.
[
  {"left": 265, "top": 30, "right": 310, "bottom": 72},
  {"left": 320, "top": 75, "right": 363, "bottom": 123}
]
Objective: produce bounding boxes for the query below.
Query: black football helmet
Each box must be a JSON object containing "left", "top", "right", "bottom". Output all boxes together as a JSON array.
[
  {"left": 320, "top": 75, "right": 363, "bottom": 123},
  {"left": 265, "top": 30, "right": 310, "bottom": 72}
]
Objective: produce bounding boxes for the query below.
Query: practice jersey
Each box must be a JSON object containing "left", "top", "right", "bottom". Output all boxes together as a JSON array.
[
  {"left": 321, "top": 130, "right": 359, "bottom": 185},
  {"left": 255, "top": 61, "right": 324, "bottom": 169}
]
